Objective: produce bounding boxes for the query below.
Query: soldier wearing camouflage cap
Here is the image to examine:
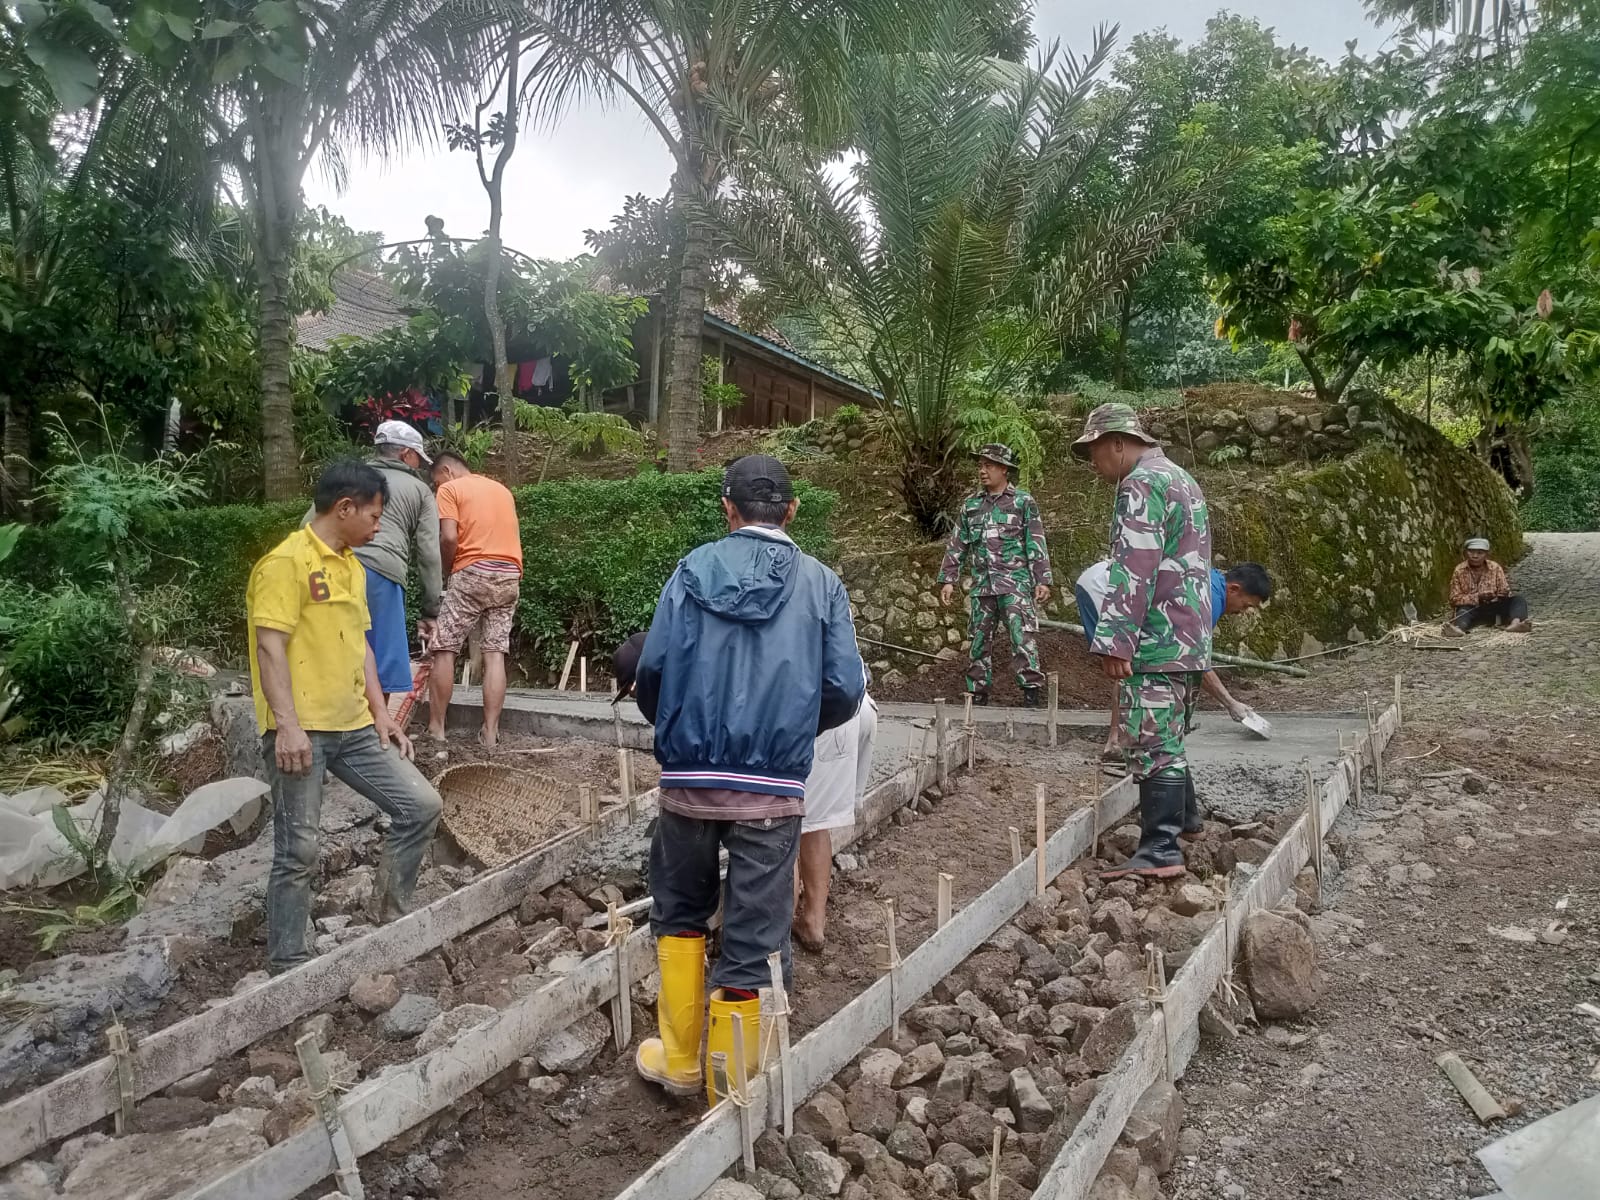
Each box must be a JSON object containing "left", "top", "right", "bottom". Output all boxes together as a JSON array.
[
  {"left": 1074, "top": 404, "right": 1213, "bottom": 880},
  {"left": 937, "top": 443, "right": 1054, "bottom": 707}
]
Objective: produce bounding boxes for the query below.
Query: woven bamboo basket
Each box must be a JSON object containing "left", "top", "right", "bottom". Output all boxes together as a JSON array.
[{"left": 434, "top": 762, "right": 575, "bottom": 868}]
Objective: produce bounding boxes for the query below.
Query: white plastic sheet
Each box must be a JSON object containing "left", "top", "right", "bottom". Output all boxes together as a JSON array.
[
  {"left": 0, "top": 776, "right": 269, "bottom": 890},
  {"left": 1478, "top": 1092, "right": 1600, "bottom": 1199}
]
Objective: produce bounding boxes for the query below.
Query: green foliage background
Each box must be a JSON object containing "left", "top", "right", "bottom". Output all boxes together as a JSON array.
[{"left": 0, "top": 472, "right": 837, "bottom": 738}]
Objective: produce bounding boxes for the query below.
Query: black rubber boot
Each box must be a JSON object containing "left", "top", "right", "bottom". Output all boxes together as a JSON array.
[
  {"left": 1020, "top": 687, "right": 1043, "bottom": 709},
  {"left": 969, "top": 692, "right": 990, "bottom": 707},
  {"left": 1180, "top": 771, "right": 1205, "bottom": 840},
  {"left": 1102, "top": 775, "right": 1187, "bottom": 880}
]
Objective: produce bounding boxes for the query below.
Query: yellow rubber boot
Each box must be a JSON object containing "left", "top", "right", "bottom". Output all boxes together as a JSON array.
[
  {"left": 704, "top": 988, "right": 762, "bottom": 1107},
  {"left": 635, "top": 934, "right": 706, "bottom": 1096}
]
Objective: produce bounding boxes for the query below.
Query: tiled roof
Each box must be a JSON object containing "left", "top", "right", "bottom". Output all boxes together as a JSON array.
[{"left": 296, "top": 270, "right": 410, "bottom": 351}]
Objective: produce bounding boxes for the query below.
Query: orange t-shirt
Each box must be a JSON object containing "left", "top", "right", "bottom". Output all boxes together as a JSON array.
[{"left": 436, "top": 474, "right": 523, "bottom": 574}]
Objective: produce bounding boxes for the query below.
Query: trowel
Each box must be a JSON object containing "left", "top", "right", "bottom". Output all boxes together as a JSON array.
[{"left": 1240, "top": 708, "right": 1273, "bottom": 739}]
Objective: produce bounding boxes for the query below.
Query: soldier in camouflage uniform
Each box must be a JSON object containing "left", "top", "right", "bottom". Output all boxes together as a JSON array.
[
  {"left": 1074, "top": 404, "right": 1212, "bottom": 880},
  {"left": 937, "top": 444, "right": 1054, "bottom": 707}
]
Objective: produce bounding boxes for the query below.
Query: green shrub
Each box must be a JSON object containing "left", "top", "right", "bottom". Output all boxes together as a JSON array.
[
  {"left": 3, "top": 501, "right": 302, "bottom": 659},
  {"left": 1521, "top": 449, "right": 1600, "bottom": 531},
  {"left": 4, "top": 583, "right": 141, "bottom": 742},
  {"left": 1, "top": 474, "right": 839, "bottom": 680},
  {"left": 511, "top": 470, "right": 836, "bottom": 669}
]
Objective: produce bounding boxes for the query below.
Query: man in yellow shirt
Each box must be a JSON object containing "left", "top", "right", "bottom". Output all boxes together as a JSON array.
[{"left": 248, "top": 461, "right": 443, "bottom": 973}]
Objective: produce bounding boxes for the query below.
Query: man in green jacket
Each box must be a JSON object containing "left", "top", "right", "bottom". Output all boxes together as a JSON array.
[
  {"left": 937, "top": 443, "right": 1054, "bottom": 707},
  {"left": 304, "top": 421, "right": 442, "bottom": 696}
]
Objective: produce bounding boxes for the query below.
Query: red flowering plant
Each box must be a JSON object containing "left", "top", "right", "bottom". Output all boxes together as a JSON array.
[{"left": 353, "top": 389, "right": 440, "bottom": 434}]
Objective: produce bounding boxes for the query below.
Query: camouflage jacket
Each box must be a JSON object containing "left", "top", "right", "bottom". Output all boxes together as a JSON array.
[
  {"left": 1089, "top": 450, "right": 1213, "bottom": 672},
  {"left": 937, "top": 485, "right": 1054, "bottom": 597}
]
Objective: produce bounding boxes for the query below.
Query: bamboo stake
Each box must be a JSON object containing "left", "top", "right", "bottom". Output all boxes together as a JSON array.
[
  {"left": 106, "top": 1023, "right": 135, "bottom": 1136},
  {"left": 580, "top": 656, "right": 588, "bottom": 694},
  {"left": 618, "top": 748, "right": 634, "bottom": 821},
  {"left": 766, "top": 951, "right": 794, "bottom": 1137},
  {"left": 1436, "top": 1052, "right": 1507, "bottom": 1124},
  {"left": 728, "top": 1011, "right": 756, "bottom": 1172},
  {"left": 295, "top": 1032, "right": 365, "bottom": 1200},
  {"left": 1394, "top": 671, "right": 1403, "bottom": 726},
  {"left": 1035, "top": 784, "right": 1047, "bottom": 896},
  {"left": 1305, "top": 767, "right": 1323, "bottom": 891},
  {"left": 934, "top": 698, "right": 948, "bottom": 789},
  {"left": 1144, "top": 944, "right": 1174, "bottom": 1082},
  {"left": 937, "top": 872, "right": 954, "bottom": 928},
  {"left": 607, "top": 902, "right": 633, "bottom": 1052},
  {"left": 876, "top": 900, "right": 902, "bottom": 1040},
  {"left": 1009, "top": 826, "right": 1022, "bottom": 866},
  {"left": 580, "top": 784, "right": 598, "bottom": 831},
  {"left": 1006, "top": 715, "right": 1014, "bottom": 742},
  {"left": 1047, "top": 672, "right": 1059, "bottom": 748},
  {"left": 557, "top": 640, "right": 579, "bottom": 691},
  {"left": 988, "top": 1127, "right": 1004, "bottom": 1200},
  {"left": 963, "top": 694, "right": 975, "bottom": 771}
]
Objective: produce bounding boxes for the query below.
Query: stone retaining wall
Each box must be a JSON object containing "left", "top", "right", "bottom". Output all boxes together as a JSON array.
[{"left": 841, "top": 399, "right": 1521, "bottom": 681}]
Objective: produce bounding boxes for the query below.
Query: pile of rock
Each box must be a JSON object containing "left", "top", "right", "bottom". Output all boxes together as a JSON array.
[
  {"left": 1143, "top": 398, "right": 1388, "bottom": 470},
  {"left": 691, "top": 804, "right": 1327, "bottom": 1200}
]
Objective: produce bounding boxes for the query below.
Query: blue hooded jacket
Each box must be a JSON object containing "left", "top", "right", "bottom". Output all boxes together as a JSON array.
[{"left": 634, "top": 527, "right": 864, "bottom": 799}]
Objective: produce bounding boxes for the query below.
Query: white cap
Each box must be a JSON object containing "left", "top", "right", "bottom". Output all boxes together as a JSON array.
[
  {"left": 373, "top": 420, "right": 432, "bottom": 465},
  {"left": 1464, "top": 537, "right": 1490, "bottom": 551}
]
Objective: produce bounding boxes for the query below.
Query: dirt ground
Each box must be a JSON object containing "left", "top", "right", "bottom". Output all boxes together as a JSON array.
[
  {"left": 877, "top": 625, "right": 1270, "bottom": 712},
  {"left": 1165, "top": 532, "right": 1600, "bottom": 1200},
  {"left": 429, "top": 740, "right": 1105, "bottom": 1200}
]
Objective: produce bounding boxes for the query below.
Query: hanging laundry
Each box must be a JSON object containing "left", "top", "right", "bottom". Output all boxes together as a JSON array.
[
  {"left": 515, "top": 361, "right": 536, "bottom": 392},
  {"left": 531, "top": 357, "right": 554, "bottom": 390}
]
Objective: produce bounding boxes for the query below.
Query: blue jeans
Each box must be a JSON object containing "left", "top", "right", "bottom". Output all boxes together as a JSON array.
[
  {"left": 649, "top": 809, "right": 801, "bottom": 992},
  {"left": 264, "top": 725, "right": 442, "bottom": 972}
]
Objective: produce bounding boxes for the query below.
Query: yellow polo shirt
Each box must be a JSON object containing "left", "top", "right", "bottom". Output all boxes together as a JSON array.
[{"left": 247, "top": 526, "right": 373, "bottom": 734}]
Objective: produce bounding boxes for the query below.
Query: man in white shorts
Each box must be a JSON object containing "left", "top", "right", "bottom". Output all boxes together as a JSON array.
[{"left": 793, "top": 676, "right": 876, "bottom": 952}]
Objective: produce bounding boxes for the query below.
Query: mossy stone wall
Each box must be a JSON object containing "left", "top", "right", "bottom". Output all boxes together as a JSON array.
[{"left": 841, "top": 400, "right": 1522, "bottom": 679}]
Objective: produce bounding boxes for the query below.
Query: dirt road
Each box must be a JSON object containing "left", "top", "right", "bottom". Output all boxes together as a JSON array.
[{"left": 1167, "top": 532, "right": 1600, "bottom": 1200}]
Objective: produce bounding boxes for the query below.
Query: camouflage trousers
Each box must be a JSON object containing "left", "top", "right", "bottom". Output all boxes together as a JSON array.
[
  {"left": 1118, "top": 671, "right": 1199, "bottom": 781},
  {"left": 966, "top": 593, "right": 1044, "bottom": 694}
]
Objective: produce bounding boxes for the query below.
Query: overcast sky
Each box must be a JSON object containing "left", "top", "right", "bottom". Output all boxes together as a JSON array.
[{"left": 305, "top": 1, "right": 1386, "bottom": 261}]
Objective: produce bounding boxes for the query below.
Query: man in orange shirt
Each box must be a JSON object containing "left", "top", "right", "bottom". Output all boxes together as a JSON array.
[{"left": 427, "top": 451, "right": 524, "bottom": 746}]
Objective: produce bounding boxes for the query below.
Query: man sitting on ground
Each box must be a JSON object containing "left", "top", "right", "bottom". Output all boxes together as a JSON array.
[{"left": 1444, "top": 537, "right": 1532, "bottom": 636}]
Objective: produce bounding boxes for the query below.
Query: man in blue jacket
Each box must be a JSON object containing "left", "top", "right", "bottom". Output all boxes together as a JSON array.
[{"left": 632, "top": 455, "right": 864, "bottom": 1105}]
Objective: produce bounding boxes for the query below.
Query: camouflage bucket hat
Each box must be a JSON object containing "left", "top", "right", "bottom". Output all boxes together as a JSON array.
[
  {"left": 976, "top": 442, "right": 1018, "bottom": 469},
  {"left": 1071, "top": 402, "right": 1159, "bottom": 460}
]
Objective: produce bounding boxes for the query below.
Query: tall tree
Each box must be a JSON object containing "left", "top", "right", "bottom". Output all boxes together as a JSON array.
[
  {"left": 713, "top": 12, "right": 1232, "bottom": 530},
  {"left": 523, "top": 0, "right": 945, "bottom": 472},
  {"left": 72, "top": 0, "right": 507, "bottom": 499}
]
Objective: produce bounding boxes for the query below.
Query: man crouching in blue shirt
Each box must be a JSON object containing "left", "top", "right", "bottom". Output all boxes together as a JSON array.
[{"left": 632, "top": 455, "right": 864, "bottom": 1105}]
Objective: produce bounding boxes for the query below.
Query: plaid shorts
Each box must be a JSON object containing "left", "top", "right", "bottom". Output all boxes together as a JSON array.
[{"left": 433, "top": 563, "right": 521, "bottom": 654}]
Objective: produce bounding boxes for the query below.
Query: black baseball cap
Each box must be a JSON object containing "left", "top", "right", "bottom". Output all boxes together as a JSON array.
[
  {"left": 612, "top": 632, "right": 647, "bottom": 703},
  {"left": 722, "top": 454, "right": 794, "bottom": 504}
]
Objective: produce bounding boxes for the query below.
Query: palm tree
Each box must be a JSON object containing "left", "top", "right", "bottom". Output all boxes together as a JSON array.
[
  {"left": 521, "top": 0, "right": 935, "bottom": 472},
  {"left": 711, "top": 12, "right": 1235, "bottom": 531},
  {"left": 82, "top": 0, "right": 509, "bottom": 499}
]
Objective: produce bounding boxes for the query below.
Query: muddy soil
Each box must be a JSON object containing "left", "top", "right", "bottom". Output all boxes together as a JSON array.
[{"left": 873, "top": 626, "right": 1269, "bottom": 714}]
